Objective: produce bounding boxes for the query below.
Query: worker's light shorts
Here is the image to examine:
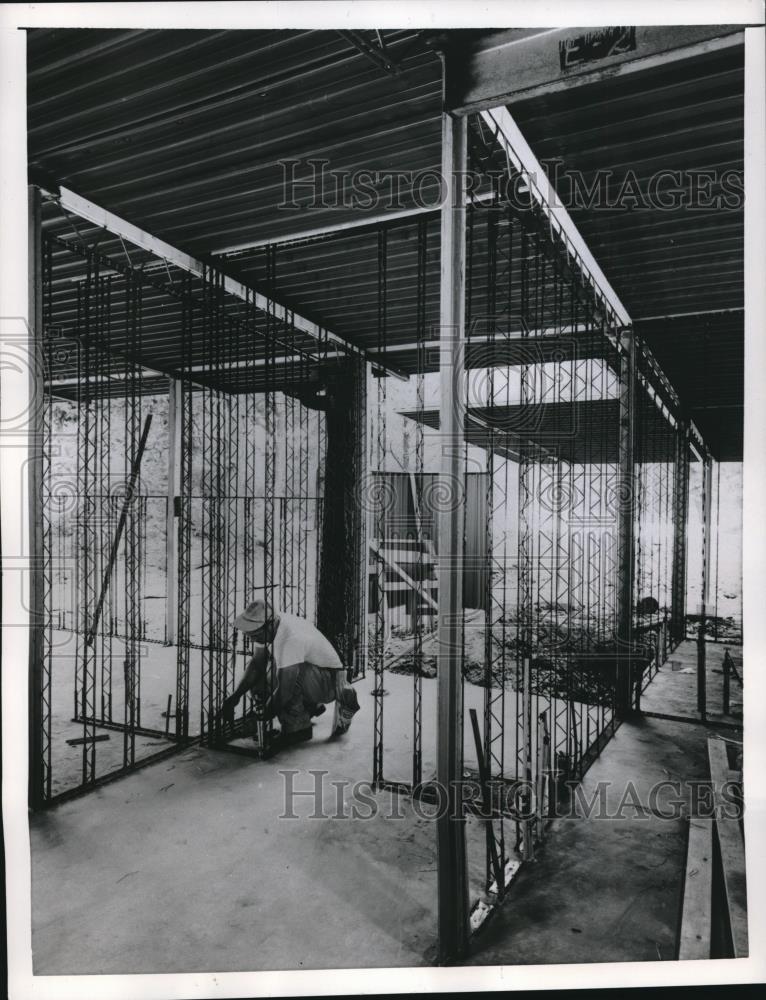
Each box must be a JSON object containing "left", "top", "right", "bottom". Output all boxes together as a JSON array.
[{"left": 276, "top": 663, "right": 347, "bottom": 734}]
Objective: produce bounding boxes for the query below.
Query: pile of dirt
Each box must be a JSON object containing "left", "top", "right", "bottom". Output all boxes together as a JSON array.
[
  {"left": 383, "top": 609, "right": 501, "bottom": 683},
  {"left": 685, "top": 614, "right": 742, "bottom": 642},
  {"left": 381, "top": 610, "right": 629, "bottom": 705}
]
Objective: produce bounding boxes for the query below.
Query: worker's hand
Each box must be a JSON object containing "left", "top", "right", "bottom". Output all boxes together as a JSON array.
[{"left": 219, "top": 694, "right": 238, "bottom": 724}]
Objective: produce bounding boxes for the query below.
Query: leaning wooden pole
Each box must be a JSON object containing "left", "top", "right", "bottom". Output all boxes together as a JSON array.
[
  {"left": 85, "top": 413, "right": 152, "bottom": 648},
  {"left": 435, "top": 110, "right": 469, "bottom": 963}
]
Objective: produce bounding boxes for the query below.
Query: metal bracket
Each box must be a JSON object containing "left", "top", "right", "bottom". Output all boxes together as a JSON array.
[{"left": 337, "top": 29, "right": 402, "bottom": 76}]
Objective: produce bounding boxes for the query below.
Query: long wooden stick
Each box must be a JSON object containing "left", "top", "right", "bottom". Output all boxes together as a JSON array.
[{"left": 86, "top": 413, "right": 152, "bottom": 647}]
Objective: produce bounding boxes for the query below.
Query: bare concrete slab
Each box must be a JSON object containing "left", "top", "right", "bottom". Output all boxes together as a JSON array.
[
  {"left": 31, "top": 670, "right": 734, "bottom": 973},
  {"left": 641, "top": 640, "right": 743, "bottom": 723},
  {"left": 467, "top": 714, "right": 739, "bottom": 966},
  {"left": 33, "top": 675, "right": 470, "bottom": 974}
]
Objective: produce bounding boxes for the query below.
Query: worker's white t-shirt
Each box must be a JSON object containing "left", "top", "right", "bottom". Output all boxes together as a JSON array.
[{"left": 272, "top": 614, "right": 343, "bottom": 672}]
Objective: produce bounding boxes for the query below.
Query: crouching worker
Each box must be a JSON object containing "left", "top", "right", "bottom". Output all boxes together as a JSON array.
[{"left": 218, "top": 599, "right": 360, "bottom": 748}]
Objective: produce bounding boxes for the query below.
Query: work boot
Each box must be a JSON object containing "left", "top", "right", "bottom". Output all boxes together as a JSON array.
[
  {"left": 284, "top": 727, "right": 313, "bottom": 745},
  {"left": 266, "top": 727, "right": 312, "bottom": 753},
  {"left": 331, "top": 686, "right": 360, "bottom": 738}
]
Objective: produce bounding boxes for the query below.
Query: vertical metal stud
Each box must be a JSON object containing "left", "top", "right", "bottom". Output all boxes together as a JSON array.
[{"left": 435, "top": 110, "right": 469, "bottom": 964}]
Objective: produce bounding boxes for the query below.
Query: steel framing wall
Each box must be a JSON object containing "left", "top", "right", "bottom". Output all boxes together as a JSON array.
[
  {"left": 25, "top": 81, "right": 716, "bottom": 971},
  {"left": 30, "top": 183, "right": 698, "bottom": 933},
  {"left": 33, "top": 230, "right": 354, "bottom": 803}
]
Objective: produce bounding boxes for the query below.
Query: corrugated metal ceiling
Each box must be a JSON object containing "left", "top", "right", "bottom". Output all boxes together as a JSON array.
[
  {"left": 505, "top": 42, "right": 744, "bottom": 457},
  {"left": 28, "top": 27, "right": 744, "bottom": 459}
]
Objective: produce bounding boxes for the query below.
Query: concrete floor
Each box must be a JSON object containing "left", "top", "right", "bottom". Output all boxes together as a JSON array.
[
  {"left": 33, "top": 675, "right": 476, "bottom": 974},
  {"left": 467, "top": 712, "right": 736, "bottom": 965},
  {"left": 31, "top": 652, "right": 741, "bottom": 974},
  {"left": 49, "top": 630, "right": 587, "bottom": 802},
  {"left": 48, "top": 630, "right": 183, "bottom": 796},
  {"left": 640, "top": 639, "right": 743, "bottom": 723}
]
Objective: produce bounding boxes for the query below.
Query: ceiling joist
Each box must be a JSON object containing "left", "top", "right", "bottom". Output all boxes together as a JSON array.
[{"left": 43, "top": 183, "right": 408, "bottom": 380}]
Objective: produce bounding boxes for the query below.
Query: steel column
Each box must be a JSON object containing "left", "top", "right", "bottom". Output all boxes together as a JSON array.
[
  {"left": 698, "top": 453, "right": 713, "bottom": 719},
  {"left": 435, "top": 110, "right": 469, "bottom": 964},
  {"left": 28, "top": 185, "right": 46, "bottom": 809},
  {"left": 671, "top": 422, "right": 690, "bottom": 644},
  {"left": 616, "top": 330, "right": 637, "bottom": 715},
  {"left": 165, "top": 378, "right": 182, "bottom": 645}
]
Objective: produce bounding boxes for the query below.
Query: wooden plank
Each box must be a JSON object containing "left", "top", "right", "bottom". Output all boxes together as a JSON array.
[
  {"left": 379, "top": 548, "right": 437, "bottom": 563},
  {"left": 708, "top": 738, "right": 748, "bottom": 957},
  {"left": 370, "top": 539, "right": 438, "bottom": 611},
  {"left": 448, "top": 26, "right": 744, "bottom": 114},
  {"left": 435, "top": 110, "right": 469, "bottom": 964},
  {"left": 66, "top": 733, "right": 111, "bottom": 747},
  {"left": 678, "top": 818, "right": 713, "bottom": 960}
]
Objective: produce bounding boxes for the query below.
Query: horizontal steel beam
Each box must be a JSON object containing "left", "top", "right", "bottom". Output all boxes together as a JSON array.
[
  {"left": 47, "top": 331, "right": 611, "bottom": 393},
  {"left": 479, "top": 105, "right": 631, "bottom": 326},
  {"left": 44, "top": 184, "right": 407, "bottom": 380},
  {"left": 212, "top": 191, "right": 496, "bottom": 256},
  {"left": 478, "top": 107, "right": 711, "bottom": 455},
  {"left": 446, "top": 26, "right": 744, "bottom": 115}
]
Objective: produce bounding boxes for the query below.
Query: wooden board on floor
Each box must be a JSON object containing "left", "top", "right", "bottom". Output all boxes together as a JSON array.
[
  {"left": 707, "top": 737, "right": 748, "bottom": 957},
  {"left": 678, "top": 817, "right": 713, "bottom": 960}
]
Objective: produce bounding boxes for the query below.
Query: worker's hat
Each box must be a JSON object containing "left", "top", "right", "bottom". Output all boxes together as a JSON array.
[{"left": 233, "top": 598, "right": 280, "bottom": 634}]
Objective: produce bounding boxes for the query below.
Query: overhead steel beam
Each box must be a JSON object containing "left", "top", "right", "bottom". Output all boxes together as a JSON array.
[
  {"left": 479, "top": 105, "right": 630, "bottom": 326},
  {"left": 214, "top": 205, "right": 439, "bottom": 254},
  {"left": 212, "top": 190, "right": 496, "bottom": 256},
  {"left": 635, "top": 307, "right": 745, "bottom": 323},
  {"left": 478, "top": 106, "right": 711, "bottom": 456},
  {"left": 445, "top": 25, "right": 744, "bottom": 115},
  {"left": 44, "top": 184, "right": 407, "bottom": 380}
]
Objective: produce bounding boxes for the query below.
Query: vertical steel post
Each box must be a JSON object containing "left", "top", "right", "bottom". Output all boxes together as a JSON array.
[
  {"left": 520, "top": 656, "right": 534, "bottom": 860},
  {"left": 698, "top": 452, "right": 713, "bottom": 719},
  {"left": 436, "top": 110, "right": 469, "bottom": 963},
  {"left": 616, "top": 329, "right": 636, "bottom": 715},
  {"left": 165, "top": 378, "right": 182, "bottom": 645},
  {"left": 28, "top": 185, "right": 45, "bottom": 809},
  {"left": 671, "top": 422, "right": 690, "bottom": 645},
  {"left": 703, "top": 457, "right": 714, "bottom": 617}
]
